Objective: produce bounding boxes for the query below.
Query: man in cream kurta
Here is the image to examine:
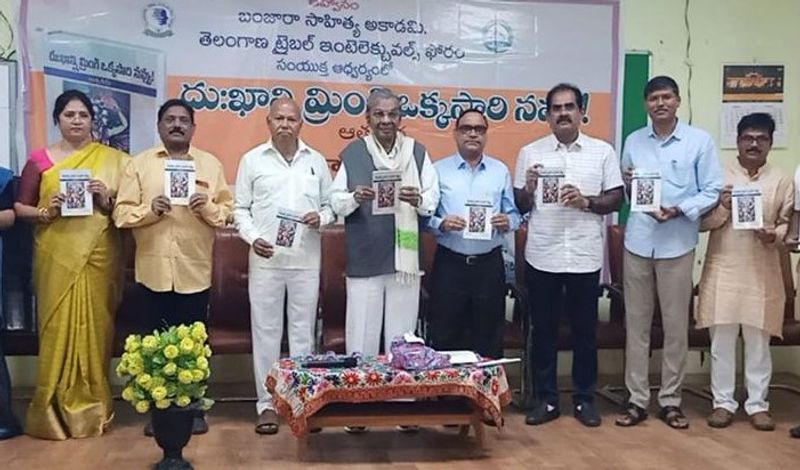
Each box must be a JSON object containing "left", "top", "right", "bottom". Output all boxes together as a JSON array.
[
  {"left": 234, "top": 98, "right": 334, "bottom": 435},
  {"left": 696, "top": 113, "right": 793, "bottom": 432}
]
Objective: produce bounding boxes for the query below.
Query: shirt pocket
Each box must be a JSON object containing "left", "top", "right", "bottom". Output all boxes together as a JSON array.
[
  {"left": 300, "top": 173, "right": 320, "bottom": 202},
  {"left": 664, "top": 160, "right": 695, "bottom": 188}
]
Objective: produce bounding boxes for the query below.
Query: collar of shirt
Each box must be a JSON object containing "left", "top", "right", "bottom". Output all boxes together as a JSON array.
[
  {"left": 734, "top": 159, "right": 769, "bottom": 181},
  {"left": 155, "top": 145, "right": 200, "bottom": 159},
  {"left": 548, "top": 132, "right": 587, "bottom": 152},
  {"left": 647, "top": 120, "right": 686, "bottom": 144},
  {"left": 262, "top": 139, "right": 311, "bottom": 165},
  {"left": 456, "top": 153, "right": 486, "bottom": 171}
]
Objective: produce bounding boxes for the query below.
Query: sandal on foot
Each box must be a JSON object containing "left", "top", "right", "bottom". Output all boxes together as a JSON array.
[
  {"left": 659, "top": 406, "right": 689, "bottom": 429},
  {"left": 615, "top": 403, "right": 648, "bottom": 427},
  {"left": 255, "top": 410, "right": 279, "bottom": 435}
]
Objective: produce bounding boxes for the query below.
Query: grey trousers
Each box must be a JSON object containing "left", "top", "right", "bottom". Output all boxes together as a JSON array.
[{"left": 623, "top": 249, "right": 694, "bottom": 409}]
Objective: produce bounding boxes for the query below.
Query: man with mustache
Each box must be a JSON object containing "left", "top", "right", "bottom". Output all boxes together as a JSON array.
[
  {"left": 428, "top": 108, "right": 520, "bottom": 359},
  {"left": 330, "top": 87, "right": 439, "bottom": 433},
  {"left": 696, "top": 113, "right": 790, "bottom": 432},
  {"left": 234, "top": 97, "right": 333, "bottom": 435},
  {"left": 114, "top": 98, "right": 233, "bottom": 435},
  {"left": 514, "top": 83, "right": 624, "bottom": 428},
  {"left": 616, "top": 76, "right": 722, "bottom": 430}
]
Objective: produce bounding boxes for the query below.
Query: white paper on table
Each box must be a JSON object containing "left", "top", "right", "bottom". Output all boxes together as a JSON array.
[
  {"left": 273, "top": 208, "right": 306, "bottom": 250},
  {"left": 536, "top": 167, "right": 565, "bottom": 207},
  {"left": 372, "top": 169, "right": 402, "bottom": 215},
  {"left": 630, "top": 170, "right": 662, "bottom": 212},
  {"left": 731, "top": 186, "right": 764, "bottom": 230},
  {"left": 59, "top": 169, "right": 93, "bottom": 217},
  {"left": 164, "top": 159, "right": 196, "bottom": 206},
  {"left": 463, "top": 198, "right": 493, "bottom": 240},
  {"left": 442, "top": 350, "right": 481, "bottom": 365}
]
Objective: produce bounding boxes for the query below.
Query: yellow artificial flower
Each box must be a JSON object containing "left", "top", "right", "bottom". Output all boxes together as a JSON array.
[
  {"left": 115, "top": 361, "right": 128, "bottom": 376},
  {"left": 136, "top": 373, "right": 153, "bottom": 388},
  {"left": 155, "top": 399, "right": 171, "bottom": 410},
  {"left": 196, "top": 356, "right": 209, "bottom": 371},
  {"left": 124, "top": 335, "right": 141, "bottom": 353},
  {"left": 179, "top": 338, "right": 195, "bottom": 354},
  {"left": 192, "top": 343, "right": 203, "bottom": 357},
  {"left": 127, "top": 362, "right": 143, "bottom": 376},
  {"left": 121, "top": 386, "right": 135, "bottom": 402},
  {"left": 135, "top": 400, "right": 151, "bottom": 413},
  {"left": 176, "top": 395, "right": 191, "bottom": 407},
  {"left": 203, "top": 345, "right": 212, "bottom": 358},
  {"left": 192, "top": 369, "right": 205, "bottom": 382},
  {"left": 178, "top": 370, "right": 194, "bottom": 384},
  {"left": 190, "top": 323, "right": 208, "bottom": 342},
  {"left": 142, "top": 335, "right": 159, "bottom": 352},
  {"left": 164, "top": 345, "right": 179, "bottom": 359},
  {"left": 150, "top": 386, "right": 168, "bottom": 401},
  {"left": 162, "top": 362, "right": 177, "bottom": 376},
  {"left": 175, "top": 324, "right": 191, "bottom": 339}
]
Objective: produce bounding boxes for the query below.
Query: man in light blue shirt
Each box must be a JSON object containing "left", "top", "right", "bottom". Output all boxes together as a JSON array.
[
  {"left": 428, "top": 109, "right": 520, "bottom": 358},
  {"left": 616, "top": 75, "right": 723, "bottom": 430}
]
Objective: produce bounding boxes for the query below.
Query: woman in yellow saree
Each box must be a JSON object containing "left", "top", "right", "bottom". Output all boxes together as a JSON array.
[{"left": 14, "top": 90, "right": 127, "bottom": 440}]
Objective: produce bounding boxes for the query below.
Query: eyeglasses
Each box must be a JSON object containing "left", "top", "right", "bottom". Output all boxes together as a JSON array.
[
  {"left": 456, "top": 124, "right": 488, "bottom": 135},
  {"left": 737, "top": 135, "right": 771, "bottom": 145}
]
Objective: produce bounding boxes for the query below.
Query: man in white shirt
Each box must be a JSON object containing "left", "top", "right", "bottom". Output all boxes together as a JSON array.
[
  {"left": 234, "top": 97, "right": 334, "bottom": 435},
  {"left": 514, "top": 83, "right": 624, "bottom": 428}
]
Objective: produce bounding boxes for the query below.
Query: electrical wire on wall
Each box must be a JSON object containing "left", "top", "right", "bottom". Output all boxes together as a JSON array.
[
  {"left": 0, "top": 10, "right": 15, "bottom": 60},
  {"left": 683, "top": 0, "right": 693, "bottom": 125}
]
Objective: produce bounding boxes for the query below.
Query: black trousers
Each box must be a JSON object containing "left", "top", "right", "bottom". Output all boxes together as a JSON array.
[
  {"left": 0, "top": 339, "right": 21, "bottom": 430},
  {"left": 139, "top": 284, "right": 210, "bottom": 331},
  {"left": 430, "top": 246, "right": 505, "bottom": 359},
  {"left": 526, "top": 264, "right": 600, "bottom": 407}
]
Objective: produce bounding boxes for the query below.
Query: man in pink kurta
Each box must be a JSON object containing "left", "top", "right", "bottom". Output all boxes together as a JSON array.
[{"left": 696, "top": 113, "right": 793, "bottom": 432}]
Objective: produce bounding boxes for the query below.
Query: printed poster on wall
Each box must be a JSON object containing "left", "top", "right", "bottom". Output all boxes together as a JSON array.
[{"left": 720, "top": 64, "right": 785, "bottom": 149}]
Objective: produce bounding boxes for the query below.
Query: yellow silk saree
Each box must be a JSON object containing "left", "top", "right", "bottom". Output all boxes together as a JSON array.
[{"left": 25, "top": 142, "right": 126, "bottom": 440}]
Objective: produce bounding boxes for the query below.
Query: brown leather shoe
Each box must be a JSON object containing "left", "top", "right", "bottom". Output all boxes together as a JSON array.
[
  {"left": 707, "top": 408, "right": 734, "bottom": 428},
  {"left": 750, "top": 411, "right": 775, "bottom": 431}
]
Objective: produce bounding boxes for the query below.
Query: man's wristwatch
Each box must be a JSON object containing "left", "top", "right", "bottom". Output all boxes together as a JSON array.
[{"left": 584, "top": 197, "right": 594, "bottom": 213}]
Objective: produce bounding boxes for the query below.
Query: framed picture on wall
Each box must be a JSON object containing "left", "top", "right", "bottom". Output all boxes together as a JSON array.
[{"left": 720, "top": 64, "right": 785, "bottom": 149}]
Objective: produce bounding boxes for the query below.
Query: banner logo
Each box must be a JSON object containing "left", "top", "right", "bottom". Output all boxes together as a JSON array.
[
  {"left": 482, "top": 20, "right": 513, "bottom": 54},
  {"left": 143, "top": 4, "right": 174, "bottom": 38}
]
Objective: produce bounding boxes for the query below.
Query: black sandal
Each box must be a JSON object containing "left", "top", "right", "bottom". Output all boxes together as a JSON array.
[
  {"left": 659, "top": 406, "right": 689, "bottom": 429},
  {"left": 615, "top": 403, "right": 648, "bottom": 427}
]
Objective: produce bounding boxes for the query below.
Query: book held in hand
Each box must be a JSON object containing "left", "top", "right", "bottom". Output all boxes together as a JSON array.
[
  {"left": 273, "top": 208, "right": 306, "bottom": 250},
  {"left": 164, "top": 159, "right": 196, "bottom": 206},
  {"left": 463, "top": 198, "right": 493, "bottom": 240},
  {"left": 536, "top": 167, "right": 565, "bottom": 207},
  {"left": 60, "top": 169, "right": 93, "bottom": 217},
  {"left": 731, "top": 186, "right": 763, "bottom": 230},
  {"left": 372, "top": 169, "right": 402, "bottom": 215},
  {"left": 630, "top": 170, "right": 662, "bottom": 212}
]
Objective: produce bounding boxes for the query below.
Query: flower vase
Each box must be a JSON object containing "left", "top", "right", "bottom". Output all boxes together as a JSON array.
[{"left": 151, "top": 406, "right": 194, "bottom": 470}]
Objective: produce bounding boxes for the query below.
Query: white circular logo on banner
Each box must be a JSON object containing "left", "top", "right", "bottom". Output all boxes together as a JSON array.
[
  {"left": 143, "top": 4, "right": 174, "bottom": 38},
  {"left": 482, "top": 20, "right": 513, "bottom": 54}
]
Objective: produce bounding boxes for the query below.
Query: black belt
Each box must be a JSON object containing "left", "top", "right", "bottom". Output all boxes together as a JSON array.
[{"left": 438, "top": 246, "right": 501, "bottom": 266}]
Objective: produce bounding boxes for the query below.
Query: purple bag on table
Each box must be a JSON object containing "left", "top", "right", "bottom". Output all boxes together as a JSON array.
[{"left": 389, "top": 335, "right": 451, "bottom": 371}]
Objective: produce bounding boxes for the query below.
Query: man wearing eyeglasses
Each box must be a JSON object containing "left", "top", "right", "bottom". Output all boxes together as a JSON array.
[
  {"left": 428, "top": 109, "right": 520, "bottom": 359},
  {"left": 696, "top": 113, "right": 791, "bottom": 432},
  {"left": 514, "top": 83, "right": 624, "bottom": 428}
]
